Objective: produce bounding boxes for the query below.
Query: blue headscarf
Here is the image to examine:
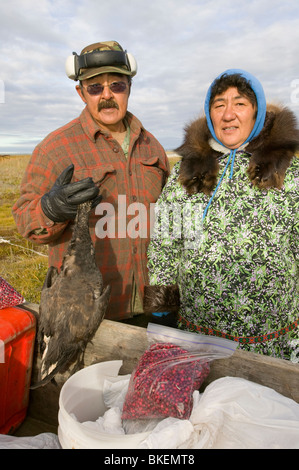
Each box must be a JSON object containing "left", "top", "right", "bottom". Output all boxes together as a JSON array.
[
  {"left": 202, "top": 69, "right": 267, "bottom": 221},
  {"left": 204, "top": 68, "right": 267, "bottom": 147}
]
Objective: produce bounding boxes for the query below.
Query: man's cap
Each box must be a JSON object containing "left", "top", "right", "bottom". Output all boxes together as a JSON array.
[{"left": 78, "top": 41, "right": 135, "bottom": 80}]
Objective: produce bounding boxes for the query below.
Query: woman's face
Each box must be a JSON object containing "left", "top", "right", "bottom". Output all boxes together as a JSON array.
[{"left": 210, "top": 87, "right": 256, "bottom": 149}]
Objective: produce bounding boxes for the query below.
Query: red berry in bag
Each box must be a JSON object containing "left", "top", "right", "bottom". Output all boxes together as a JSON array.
[{"left": 122, "top": 342, "right": 210, "bottom": 420}]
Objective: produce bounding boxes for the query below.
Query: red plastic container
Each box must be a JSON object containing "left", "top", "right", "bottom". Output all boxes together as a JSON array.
[{"left": 0, "top": 306, "right": 36, "bottom": 434}]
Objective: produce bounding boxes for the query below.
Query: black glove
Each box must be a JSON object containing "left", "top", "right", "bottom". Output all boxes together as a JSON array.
[{"left": 41, "top": 164, "right": 102, "bottom": 222}]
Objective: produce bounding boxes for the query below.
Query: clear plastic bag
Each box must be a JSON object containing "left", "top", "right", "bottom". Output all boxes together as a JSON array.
[{"left": 122, "top": 323, "right": 238, "bottom": 421}]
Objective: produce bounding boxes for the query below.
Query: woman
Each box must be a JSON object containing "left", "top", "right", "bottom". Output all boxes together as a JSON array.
[{"left": 145, "top": 69, "right": 299, "bottom": 362}]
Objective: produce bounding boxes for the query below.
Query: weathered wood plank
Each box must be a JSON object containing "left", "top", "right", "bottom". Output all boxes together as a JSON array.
[
  {"left": 84, "top": 319, "right": 148, "bottom": 374},
  {"left": 205, "top": 349, "right": 299, "bottom": 403}
]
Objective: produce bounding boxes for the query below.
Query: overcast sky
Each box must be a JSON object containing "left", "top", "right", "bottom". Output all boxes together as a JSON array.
[{"left": 1, "top": 0, "right": 299, "bottom": 153}]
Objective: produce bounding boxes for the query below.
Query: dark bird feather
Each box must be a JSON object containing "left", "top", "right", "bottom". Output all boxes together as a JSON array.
[{"left": 31, "top": 200, "right": 111, "bottom": 389}]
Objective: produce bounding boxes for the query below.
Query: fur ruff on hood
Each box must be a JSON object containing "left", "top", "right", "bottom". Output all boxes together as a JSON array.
[{"left": 177, "top": 104, "right": 299, "bottom": 195}]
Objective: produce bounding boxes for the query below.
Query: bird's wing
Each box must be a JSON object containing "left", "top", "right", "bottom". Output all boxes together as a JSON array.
[
  {"left": 68, "top": 283, "right": 111, "bottom": 340},
  {"left": 88, "top": 284, "right": 111, "bottom": 333},
  {"left": 42, "top": 266, "right": 59, "bottom": 289}
]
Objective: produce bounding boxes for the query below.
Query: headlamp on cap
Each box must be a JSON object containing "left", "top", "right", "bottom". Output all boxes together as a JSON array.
[{"left": 65, "top": 42, "right": 137, "bottom": 81}]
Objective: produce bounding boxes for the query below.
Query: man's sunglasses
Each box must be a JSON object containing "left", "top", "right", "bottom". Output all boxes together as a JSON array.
[{"left": 82, "top": 81, "right": 128, "bottom": 96}]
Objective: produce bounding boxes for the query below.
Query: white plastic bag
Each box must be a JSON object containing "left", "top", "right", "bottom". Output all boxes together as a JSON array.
[
  {"left": 190, "top": 377, "right": 299, "bottom": 449},
  {"left": 0, "top": 433, "right": 61, "bottom": 449}
]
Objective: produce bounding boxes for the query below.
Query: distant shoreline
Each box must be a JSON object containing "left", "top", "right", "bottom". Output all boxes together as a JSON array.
[{"left": 1, "top": 150, "right": 181, "bottom": 159}]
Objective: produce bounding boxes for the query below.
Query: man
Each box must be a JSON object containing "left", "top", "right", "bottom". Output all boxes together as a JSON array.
[{"left": 12, "top": 41, "right": 170, "bottom": 321}]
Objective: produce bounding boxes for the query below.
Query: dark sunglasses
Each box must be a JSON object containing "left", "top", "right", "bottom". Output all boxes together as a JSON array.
[{"left": 82, "top": 81, "right": 128, "bottom": 96}]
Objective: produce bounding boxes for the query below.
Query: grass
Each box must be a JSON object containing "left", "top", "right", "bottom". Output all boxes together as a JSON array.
[
  {"left": 0, "top": 152, "right": 180, "bottom": 304},
  {"left": 0, "top": 155, "right": 48, "bottom": 303}
]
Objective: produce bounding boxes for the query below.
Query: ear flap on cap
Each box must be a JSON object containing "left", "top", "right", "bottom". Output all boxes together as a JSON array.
[
  {"left": 126, "top": 53, "right": 137, "bottom": 76},
  {"left": 65, "top": 53, "right": 78, "bottom": 80}
]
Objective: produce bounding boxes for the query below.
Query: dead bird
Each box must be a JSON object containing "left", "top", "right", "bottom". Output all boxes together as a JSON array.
[{"left": 31, "top": 200, "right": 111, "bottom": 389}]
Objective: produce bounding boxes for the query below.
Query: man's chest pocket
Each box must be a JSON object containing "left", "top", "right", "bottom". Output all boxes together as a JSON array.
[
  {"left": 140, "top": 157, "right": 168, "bottom": 202},
  {"left": 75, "top": 164, "right": 116, "bottom": 200}
]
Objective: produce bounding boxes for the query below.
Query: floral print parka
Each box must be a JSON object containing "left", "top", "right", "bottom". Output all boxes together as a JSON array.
[{"left": 147, "top": 106, "right": 299, "bottom": 362}]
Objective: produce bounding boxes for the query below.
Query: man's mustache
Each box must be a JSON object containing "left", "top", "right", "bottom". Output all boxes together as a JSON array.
[{"left": 98, "top": 100, "right": 119, "bottom": 111}]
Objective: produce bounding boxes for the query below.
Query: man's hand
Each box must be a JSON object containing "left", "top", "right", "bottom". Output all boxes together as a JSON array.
[{"left": 41, "top": 164, "right": 101, "bottom": 222}]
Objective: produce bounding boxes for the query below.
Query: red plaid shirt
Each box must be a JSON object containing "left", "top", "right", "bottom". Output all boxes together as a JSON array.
[{"left": 12, "top": 107, "right": 170, "bottom": 320}]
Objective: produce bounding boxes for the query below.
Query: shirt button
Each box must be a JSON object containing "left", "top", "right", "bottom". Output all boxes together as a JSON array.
[
  {"left": 133, "top": 247, "right": 137, "bottom": 254},
  {"left": 113, "top": 147, "right": 119, "bottom": 153},
  {"left": 132, "top": 195, "right": 137, "bottom": 202}
]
